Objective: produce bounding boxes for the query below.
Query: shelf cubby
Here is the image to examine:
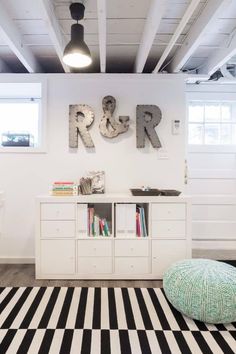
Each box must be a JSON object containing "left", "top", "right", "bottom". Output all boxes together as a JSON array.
[
  {"left": 115, "top": 202, "right": 149, "bottom": 238},
  {"left": 77, "top": 202, "right": 112, "bottom": 238}
]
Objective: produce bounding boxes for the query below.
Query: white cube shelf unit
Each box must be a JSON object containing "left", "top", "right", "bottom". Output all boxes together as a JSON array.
[{"left": 35, "top": 194, "right": 191, "bottom": 279}]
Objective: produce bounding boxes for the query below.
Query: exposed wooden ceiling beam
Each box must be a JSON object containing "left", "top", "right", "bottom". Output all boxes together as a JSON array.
[
  {"left": 0, "top": 3, "right": 41, "bottom": 73},
  {"left": 153, "top": 0, "right": 201, "bottom": 73},
  {"left": 0, "top": 58, "right": 12, "bottom": 73},
  {"left": 39, "top": 0, "right": 70, "bottom": 73},
  {"left": 134, "top": 0, "right": 167, "bottom": 73},
  {"left": 169, "top": 0, "right": 231, "bottom": 73},
  {"left": 97, "top": 0, "right": 106, "bottom": 73},
  {"left": 200, "top": 32, "right": 236, "bottom": 76}
]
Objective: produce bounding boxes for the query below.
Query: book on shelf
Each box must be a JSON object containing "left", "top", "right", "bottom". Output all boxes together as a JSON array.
[
  {"left": 103, "top": 219, "right": 110, "bottom": 236},
  {"left": 136, "top": 206, "right": 147, "bottom": 237},
  {"left": 89, "top": 207, "right": 94, "bottom": 236},
  {"left": 88, "top": 207, "right": 110, "bottom": 237},
  {"left": 52, "top": 191, "right": 77, "bottom": 196},
  {"left": 99, "top": 219, "right": 105, "bottom": 236},
  {"left": 136, "top": 211, "right": 141, "bottom": 237}
]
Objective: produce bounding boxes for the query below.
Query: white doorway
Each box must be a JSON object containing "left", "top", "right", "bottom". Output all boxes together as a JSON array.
[{"left": 186, "top": 84, "right": 236, "bottom": 259}]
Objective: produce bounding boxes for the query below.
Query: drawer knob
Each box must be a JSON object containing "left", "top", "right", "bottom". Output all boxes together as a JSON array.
[
  {"left": 130, "top": 248, "right": 134, "bottom": 251},
  {"left": 131, "top": 265, "right": 134, "bottom": 268},
  {"left": 93, "top": 248, "right": 97, "bottom": 251}
]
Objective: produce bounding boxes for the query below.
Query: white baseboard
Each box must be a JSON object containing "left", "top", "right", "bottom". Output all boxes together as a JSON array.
[{"left": 0, "top": 257, "right": 35, "bottom": 264}]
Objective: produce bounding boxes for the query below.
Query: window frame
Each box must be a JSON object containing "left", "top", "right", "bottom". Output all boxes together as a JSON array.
[
  {"left": 0, "top": 79, "right": 47, "bottom": 154},
  {"left": 188, "top": 100, "right": 236, "bottom": 145},
  {"left": 187, "top": 90, "right": 236, "bottom": 154}
]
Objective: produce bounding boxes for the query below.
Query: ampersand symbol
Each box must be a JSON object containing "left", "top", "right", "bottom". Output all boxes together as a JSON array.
[{"left": 99, "top": 96, "right": 130, "bottom": 138}]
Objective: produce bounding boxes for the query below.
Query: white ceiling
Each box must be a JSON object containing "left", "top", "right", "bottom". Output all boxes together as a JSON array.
[{"left": 0, "top": 0, "right": 236, "bottom": 76}]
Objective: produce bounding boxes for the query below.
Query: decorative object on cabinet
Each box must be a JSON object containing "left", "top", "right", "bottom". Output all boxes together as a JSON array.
[
  {"left": 136, "top": 105, "right": 162, "bottom": 148},
  {"left": 69, "top": 104, "right": 95, "bottom": 148},
  {"left": 79, "top": 177, "right": 92, "bottom": 194},
  {"left": 160, "top": 189, "right": 181, "bottom": 196},
  {"left": 87, "top": 171, "right": 105, "bottom": 194},
  {"left": 36, "top": 194, "right": 191, "bottom": 280},
  {"left": 130, "top": 188, "right": 161, "bottom": 196},
  {"left": 130, "top": 188, "right": 181, "bottom": 196},
  {"left": 99, "top": 96, "right": 130, "bottom": 138}
]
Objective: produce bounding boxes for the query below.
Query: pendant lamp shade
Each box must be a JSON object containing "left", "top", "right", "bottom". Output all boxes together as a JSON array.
[
  {"left": 63, "top": 2, "right": 92, "bottom": 69},
  {"left": 63, "top": 24, "right": 92, "bottom": 68}
]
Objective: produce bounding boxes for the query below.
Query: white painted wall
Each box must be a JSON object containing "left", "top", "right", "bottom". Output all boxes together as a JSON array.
[
  {"left": 186, "top": 83, "right": 236, "bottom": 253},
  {"left": 0, "top": 74, "right": 186, "bottom": 261}
]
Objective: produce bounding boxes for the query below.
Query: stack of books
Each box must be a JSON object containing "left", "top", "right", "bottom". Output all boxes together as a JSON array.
[
  {"left": 51, "top": 182, "right": 78, "bottom": 196},
  {"left": 136, "top": 206, "right": 148, "bottom": 237},
  {"left": 88, "top": 207, "right": 110, "bottom": 237}
]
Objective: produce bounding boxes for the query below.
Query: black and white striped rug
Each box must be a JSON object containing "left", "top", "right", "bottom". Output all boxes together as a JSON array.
[{"left": 0, "top": 287, "right": 235, "bottom": 353}]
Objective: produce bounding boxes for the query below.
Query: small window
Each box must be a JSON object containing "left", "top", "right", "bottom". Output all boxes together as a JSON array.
[
  {"left": 0, "top": 99, "right": 40, "bottom": 148},
  {"left": 0, "top": 82, "right": 45, "bottom": 152},
  {"left": 188, "top": 101, "right": 236, "bottom": 145}
]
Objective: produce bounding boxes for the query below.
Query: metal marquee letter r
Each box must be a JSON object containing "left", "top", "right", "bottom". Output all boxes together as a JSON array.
[{"left": 136, "top": 105, "right": 162, "bottom": 148}]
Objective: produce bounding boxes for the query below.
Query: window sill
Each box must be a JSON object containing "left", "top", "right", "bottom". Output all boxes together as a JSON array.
[
  {"left": 188, "top": 145, "right": 236, "bottom": 154},
  {"left": 0, "top": 147, "right": 47, "bottom": 154}
]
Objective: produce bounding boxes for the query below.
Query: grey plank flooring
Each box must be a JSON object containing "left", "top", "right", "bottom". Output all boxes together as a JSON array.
[
  {"left": 193, "top": 249, "right": 236, "bottom": 260},
  {"left": 0, "top": 264, "right": 162, "bottom": 288}
]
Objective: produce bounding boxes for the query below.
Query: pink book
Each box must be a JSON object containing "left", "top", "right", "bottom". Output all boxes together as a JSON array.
[
  {"left": 136, "top": 211, "right": 141, "bottom": 237},
  {"left": 88, "top": 208, "right": 90, "bottom": 236},
  {"left": 54, "top": 181, "right": 75, "bottom": 185},
  {"left": 100, "top": 220, "right": 105, "bottom": 236}
]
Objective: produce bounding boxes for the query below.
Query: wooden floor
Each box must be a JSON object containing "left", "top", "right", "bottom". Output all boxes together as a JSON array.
[{"left": 0, "top": 264, "right": 162, "bottom": 288}]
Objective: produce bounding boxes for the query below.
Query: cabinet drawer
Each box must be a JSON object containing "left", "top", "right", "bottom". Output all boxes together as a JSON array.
[
  {"left": 77, "top": 240, "right": 112, "bottom": 257},
  {"left": 152, "top": 220, "right": 186, "bottom": 238},
  {"left": 115, "top": 240, "right": 149, "bottom": 257},
  {"left": 152, "top": 240, "right": 188, "bottom": 278},
  {"left": 41, "top": 203, "right": 75, "bottom": 220},
  {"left": 41, "top": 221, "right": 75, "bottom": 238},
  {"left": 41, "top": 240, "right": 75, "bottom": 274},
  {"left": 115, "top": 257, "right": 149, "bottom": 274},
  {"left": 152, "top": 203, "right": 185, "bottom": 220},
  {"left": 77, "top": 257, "right": 112, "bottom": 274}
]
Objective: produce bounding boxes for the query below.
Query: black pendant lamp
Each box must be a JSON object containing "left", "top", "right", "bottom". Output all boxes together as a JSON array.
[{"left": 63, "top": 2, "right": 92, "bottom": 68}]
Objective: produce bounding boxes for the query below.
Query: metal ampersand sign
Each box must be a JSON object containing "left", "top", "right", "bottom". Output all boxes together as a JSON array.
[
  {"left": 69, "top": 104, "right": 95, "bottom": 148},
  {"left": 99, "top": 95, "right": 130, "bottom": 138}
]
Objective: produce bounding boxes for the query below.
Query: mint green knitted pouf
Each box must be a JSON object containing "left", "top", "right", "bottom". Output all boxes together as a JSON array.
[{"left": 163, "top": 259, "right": 236, "bottom": 324}]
